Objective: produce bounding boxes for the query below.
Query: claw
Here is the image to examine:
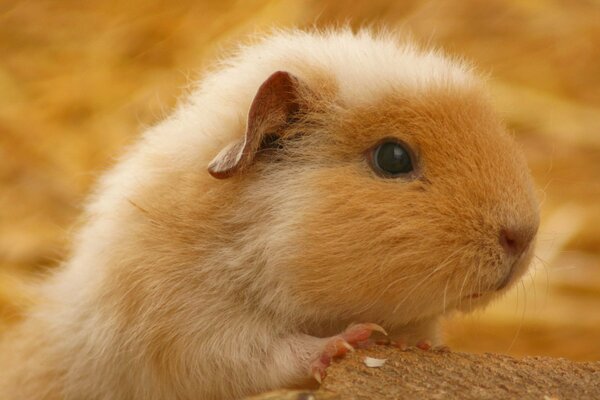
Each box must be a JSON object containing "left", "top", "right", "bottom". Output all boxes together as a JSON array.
[
  {"left": 313, "top": 370, "right": 322, "bottom": 384},
  {"left": 363, "top": 323, "right": 388, "bottom": 336},
  {"left": 341, "top": 340, "right": 354, "bottom": 352},
  {"left": 308, "top": 322, "right": 384, "bottom": 385},
  {"left": 343, "top": 323, "right": 388, "bottom": 344}
]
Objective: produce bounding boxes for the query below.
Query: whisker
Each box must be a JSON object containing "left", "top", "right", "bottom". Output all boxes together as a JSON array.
[
  {"left": 507, "top": 280, "right": 528, "bottom": 353},
  {"left": 442, "top": 276, "right": 450, "bottom": 314},
  {"left": 457, "top": 261, "right": 474, "bottom": 310},
  {"left": 392, "top": 245, "right": 470, "bottom": 313}
]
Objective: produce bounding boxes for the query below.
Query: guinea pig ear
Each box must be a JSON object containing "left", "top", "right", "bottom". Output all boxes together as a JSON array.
[{"left": 207, "top": 71, "right": 302, "bottom": 179}]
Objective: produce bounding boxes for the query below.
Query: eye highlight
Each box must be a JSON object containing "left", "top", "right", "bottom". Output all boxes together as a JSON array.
[{"left": 370, "top": 140, "right": 414, "bottom": 177}]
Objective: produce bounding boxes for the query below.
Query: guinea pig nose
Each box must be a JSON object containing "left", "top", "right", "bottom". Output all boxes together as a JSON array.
[{"left": 499, "top": 227, "right": 534, "bottom": 257}]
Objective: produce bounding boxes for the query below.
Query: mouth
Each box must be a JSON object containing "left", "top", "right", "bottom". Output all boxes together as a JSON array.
[
  {"left": 495, "top": 272, "right": 513, "bottom": 291},
  {"left": 460, "top": 271, "right": 517, "bottom": 302},
  {"left": 462, "top": 277, "right": 511, "bottom": 301},
  {"left": 495, "top": 258, "right": 523, "bottom": 291},
  {"left": 458, "top": 251, "right": 534, "bottom": 304},
  {"left": 496, "top": 244, "right": 534, "bottom": 291}
]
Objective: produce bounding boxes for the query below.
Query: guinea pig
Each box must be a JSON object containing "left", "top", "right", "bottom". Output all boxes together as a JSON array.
[{"left": 0, "top": 29, "right": 540, "bottom": 400}]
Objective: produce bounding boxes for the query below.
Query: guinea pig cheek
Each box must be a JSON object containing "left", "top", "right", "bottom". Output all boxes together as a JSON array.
[{"left": 277, "top": 171, "right": 440, "bottom": 320}]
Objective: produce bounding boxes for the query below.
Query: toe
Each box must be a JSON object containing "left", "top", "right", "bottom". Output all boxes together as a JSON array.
[
  {"left": 342, "top": 323, "right": 387, "bottom": 345},
  {"left": 324, "top": 337, "right": 353, "bottom": 358},
  {"left": 307, "top": 322, "right": 387, "bottom": 384},
  {"left": 416, "top": 340, "right": 432, "bottom": 350},
  {"left": 310, "top": 356, "right": 330, "bottom": 384}
]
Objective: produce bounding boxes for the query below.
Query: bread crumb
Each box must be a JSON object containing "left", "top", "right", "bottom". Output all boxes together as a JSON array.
[{"left": 363, "top": 357, "right": 387, "bottom": 368}]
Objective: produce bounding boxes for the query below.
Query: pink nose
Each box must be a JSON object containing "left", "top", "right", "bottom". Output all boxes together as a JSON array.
[{"left": 499, "top": 227, "right": 534, "bottom": 258}]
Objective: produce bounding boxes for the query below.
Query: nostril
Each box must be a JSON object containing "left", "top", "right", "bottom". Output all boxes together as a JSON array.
[
  {"left": 500, "top": 229, "right": 516, "bottom": 253},
  {"left": 499, "top": 228, "right": 530, "bottom": 257}
]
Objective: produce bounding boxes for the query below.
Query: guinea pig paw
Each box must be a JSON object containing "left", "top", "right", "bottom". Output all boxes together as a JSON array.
[
  {"left": 309, "top": 337, "right": 352, "bottom": 383},
  {"left": 310, "top": 323, "right": 387, "bottom": 384}
]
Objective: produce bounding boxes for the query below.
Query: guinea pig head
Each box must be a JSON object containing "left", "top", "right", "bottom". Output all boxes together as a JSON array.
[{"left": 208, "top": 69, "right": 539, "bottom": 328}]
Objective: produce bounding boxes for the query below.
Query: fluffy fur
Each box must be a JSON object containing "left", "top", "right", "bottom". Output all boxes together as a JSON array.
[{"left": 0, "top": 29, "right": 539, "bottom": 399}]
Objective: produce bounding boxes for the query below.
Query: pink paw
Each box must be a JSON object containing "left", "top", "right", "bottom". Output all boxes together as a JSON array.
[{"left": 310, "top": 323, "right": 387, "bottom": 383}]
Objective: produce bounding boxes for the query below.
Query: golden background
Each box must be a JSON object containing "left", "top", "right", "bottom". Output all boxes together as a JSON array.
[{"left": 1, "top": 0, "right": 599, "bottom": 361}]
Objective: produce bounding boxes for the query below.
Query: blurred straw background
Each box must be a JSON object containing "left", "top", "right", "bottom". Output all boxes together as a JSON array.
[{"left": 1, "top": 0, "right": 599, "bottom": 361}]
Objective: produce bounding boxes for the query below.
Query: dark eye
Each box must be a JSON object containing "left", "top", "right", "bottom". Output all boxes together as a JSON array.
[{"left": 371, "top": 141, "right": 414, "bottom": 177}]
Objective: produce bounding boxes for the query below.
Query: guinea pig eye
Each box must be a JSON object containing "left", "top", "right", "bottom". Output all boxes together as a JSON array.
[{"left": 371, "top": 140, "right": 414, "bottom": 177}]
